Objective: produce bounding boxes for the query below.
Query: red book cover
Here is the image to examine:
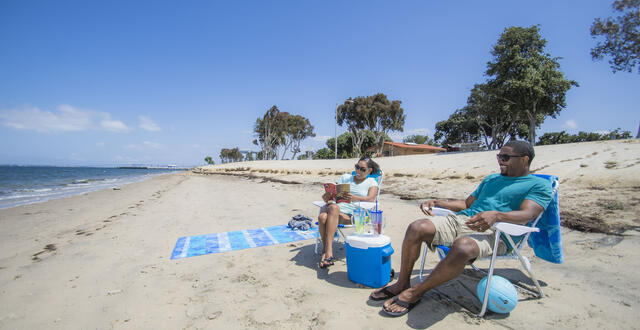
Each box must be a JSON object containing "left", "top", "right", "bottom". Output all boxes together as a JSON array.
[{"left": 324, "top": 183, "right": 350, "bottom": 203}]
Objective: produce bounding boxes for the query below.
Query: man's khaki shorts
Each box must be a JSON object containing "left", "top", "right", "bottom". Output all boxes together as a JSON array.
[{"left": 428, "top": 214, "right": 507, "bottom": 259}]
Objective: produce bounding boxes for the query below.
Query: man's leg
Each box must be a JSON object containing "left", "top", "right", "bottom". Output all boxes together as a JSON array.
[
  {"left": 382, "top": 236, "right": 480, "bottom": 313},
  {"left": 370, "top": 218, "right": 437, "bottom": 299}
]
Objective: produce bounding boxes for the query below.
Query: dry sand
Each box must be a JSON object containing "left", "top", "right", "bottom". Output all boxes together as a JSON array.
[{"left": 1, "top": 139, "right": 639, "bottom": 329}]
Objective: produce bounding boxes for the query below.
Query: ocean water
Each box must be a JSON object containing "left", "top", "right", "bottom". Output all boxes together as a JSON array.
[{"left": 0, "top": 166, "right": 184, "bottom": 210}]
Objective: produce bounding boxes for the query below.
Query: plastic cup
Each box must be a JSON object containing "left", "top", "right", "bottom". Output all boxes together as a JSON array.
[
  {"left": 353, "top": 208, "right": 366, "bottom": 235},
  {"left": 370, "top": 210, "right": 383, "bottom": 235}
]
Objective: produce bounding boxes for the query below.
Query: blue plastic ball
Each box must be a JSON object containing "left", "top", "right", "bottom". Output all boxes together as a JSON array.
[{"left": 476, "top": 275, "right": 518, "bottom": 314}]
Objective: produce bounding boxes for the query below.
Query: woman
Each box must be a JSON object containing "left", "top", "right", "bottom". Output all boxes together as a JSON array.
[{"left": 317, "top": 156, "right": 380, "bottom": 268}]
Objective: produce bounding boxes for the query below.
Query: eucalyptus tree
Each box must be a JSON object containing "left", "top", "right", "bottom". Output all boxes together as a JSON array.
[
  {"left": 280, "top": 114, "right": 315, "bottom": 160},
  {"left": 326, "top": 130, "right": 390, "bottom": 158},
  {"left": 337, "top": 93, "right": 405, "bottom": 158},
  {"left": 463, "top": 83, "right": 530, "bottom": 149},
  {"left": 253, "top": 106, "right": 283, "bottom": 160},
  {"left": 486, "top": 25, "right": 578, "bottom": 145},
  {"left": 204, "top": 156, "right": 214, "bottom": 165},
  {"left": 434, "top": 110, "right": 483, "bottom": 147},
  {"left": 591, "top": 0, "right": 640, "bottom": 74},
  {"left": 365, "top": 93, "right": 405, "bottom": 155}
]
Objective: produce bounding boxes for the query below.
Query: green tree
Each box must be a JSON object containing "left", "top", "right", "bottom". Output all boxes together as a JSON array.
[
  {"left": 219, "top": 147, "right": 243, "bottom": 163},
  {"left": 281, "top": 114, "right": 315, "bottom": 160},
  {"left": 590, "top": 0, "right": 640, "bottom": 74},
  {"left": 434, "top": 110, "right": 483, "bottom": 147},
  {"left": 537, "top": 131, "right": 570, "bottom": 145},
  {"left": 486, "top": 25, "right": 578, "bottom": 145},
  {"left": 537, "top": 129, "right": 632, "bottom": 145},
  {"left": 253, "top": 106, "right": 283, "bottom": 160},
  {"left": 204, "top": 156, "right": 214, "bottom": 165},
  {"left": 313, "top": 148, "right": 334, "bottom": 159},
  {"left": 464, "top": 83, "right": 531, "bottom": 149},
  {"left": 337, "top": 94, "right": 405, "bottom": 158},
  {"left": 364, "top": 93, "right": 406, "bottom": 155},
  {"left": 402, "top": 134, "right": 436, "bottom": 145},
  {"left": 326, "top": 130, "right": 391, "bottom": 158}
]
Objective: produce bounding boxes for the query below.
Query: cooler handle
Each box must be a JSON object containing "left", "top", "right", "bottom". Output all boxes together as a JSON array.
[{"left": 381, "top": 246, "right": 394, "bottom": 258}]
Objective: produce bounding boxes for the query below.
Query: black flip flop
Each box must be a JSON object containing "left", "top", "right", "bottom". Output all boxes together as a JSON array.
[
  {"left": 318, "top": 257, "right": 335, "bottom": 269},
  {"left": 381, "top": 296, "right": 421, "bottom": 317},
  {"left": 369, "top": 286, "right": 397, "bottom": 301}
]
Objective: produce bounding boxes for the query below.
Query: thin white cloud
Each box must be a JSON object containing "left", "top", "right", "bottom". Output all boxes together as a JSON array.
[
  {"left": 564, "top": 119, "right": 578, "bottom": 129},
  {"left": 100, "top": 119, "right": 130, "bottom": 132},
  {"left": 96, "top": 142, "right": 105, "bottom": 147},
  {"left": 0, "top": 104, "right": 130, "bottom": 133},
  {"left": 138, "top": 115, "right": 161, "bottom": 132}
]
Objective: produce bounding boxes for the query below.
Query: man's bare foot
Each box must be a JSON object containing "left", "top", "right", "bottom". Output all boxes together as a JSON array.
[{"left": 369, "top": 282, "right": 409, "bottom": 301}]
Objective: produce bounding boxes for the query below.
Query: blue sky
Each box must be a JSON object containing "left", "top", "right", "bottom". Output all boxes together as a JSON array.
[{"left": 1, "top": 1, "right": 638, "bottom": 166}]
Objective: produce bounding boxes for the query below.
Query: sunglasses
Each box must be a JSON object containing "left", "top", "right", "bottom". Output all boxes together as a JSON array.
[
  {"left": 354, "top": 165, "right": 369, "bottom": 172},
  {"left": 496, "top": 154, "right": 524, "bottom": 162}
]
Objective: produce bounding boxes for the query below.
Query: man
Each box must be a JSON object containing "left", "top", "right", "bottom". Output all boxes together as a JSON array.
[{"left": 369, "top": 140, "right": 553, "bottom": 317}]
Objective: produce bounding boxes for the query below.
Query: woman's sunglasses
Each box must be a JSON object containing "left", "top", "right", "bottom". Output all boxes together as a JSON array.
[
  {"left": 496, "top": 154, "right": 524, "bottom": 162},
  {"left": 355, "top": 165, "right": 368, "bottom": 172}
]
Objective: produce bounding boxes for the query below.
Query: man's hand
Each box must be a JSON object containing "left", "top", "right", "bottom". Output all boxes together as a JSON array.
[
  {"left": 420, "top": 200, "right": 438, "bottom": 216},
  {"left": 466, "top": 211, "right": 499, "bottom": 232}
]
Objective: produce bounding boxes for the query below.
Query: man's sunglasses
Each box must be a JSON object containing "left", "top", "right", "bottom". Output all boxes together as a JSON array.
[
  {"left": 496, "top": 154, "right": 524, "bottom": 162},
  {"left": 355, "top": 165, "right": 369, "bottom": 172}
]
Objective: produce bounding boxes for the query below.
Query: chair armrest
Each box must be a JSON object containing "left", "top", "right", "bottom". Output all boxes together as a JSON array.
[
  {"left": 493, "top": 222, "right": 539, "bottom": 236},
  {"left": 312, "top": 201, "right": 327, "bottom": 208},
  {"left": 313, "top": 201, "right": 378, "bottom": 210},
  {"left": 359, "top": 202, "right": 376, "bottom": 210}
]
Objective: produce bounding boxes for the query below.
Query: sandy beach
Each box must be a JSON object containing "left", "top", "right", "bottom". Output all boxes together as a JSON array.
[{"left": 1, "top": 139, "right": 639, "bottom": 329}]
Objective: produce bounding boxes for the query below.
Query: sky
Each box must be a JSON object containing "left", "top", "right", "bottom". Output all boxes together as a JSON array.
[{"left": 0, "top": 1, "right": 638, "bottom": 166}]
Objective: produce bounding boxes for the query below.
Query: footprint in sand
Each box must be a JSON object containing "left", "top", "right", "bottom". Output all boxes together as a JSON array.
[{"left": 32, "top": 244, "right": 57, "bottom": 262}]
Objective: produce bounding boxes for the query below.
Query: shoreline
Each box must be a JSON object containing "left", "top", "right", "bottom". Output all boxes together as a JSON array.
[{"left": 0, "top": 168, "right": 187, "bottom": 210}]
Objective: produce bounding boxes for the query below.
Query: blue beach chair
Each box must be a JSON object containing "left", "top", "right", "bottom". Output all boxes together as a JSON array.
[
  {"left": 312, "top": 169, "right": 384, "bottom": 254},
  {"left": 418, "top": 174, "right": 561, "bottom": 317}
]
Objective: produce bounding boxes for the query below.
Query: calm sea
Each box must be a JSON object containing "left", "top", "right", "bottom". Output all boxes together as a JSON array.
[{"left": 0, "top": 166, "right": 185, "bottom": 209}]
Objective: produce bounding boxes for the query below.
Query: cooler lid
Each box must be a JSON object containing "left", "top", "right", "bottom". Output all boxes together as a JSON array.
[{"left": 346, "top": 234, "right": 391, "bottom": 249}]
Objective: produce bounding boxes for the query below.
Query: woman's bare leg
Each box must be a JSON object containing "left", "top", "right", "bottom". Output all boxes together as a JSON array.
[{"left": 322, "top": 203, "right": 341, "bottom": 260}]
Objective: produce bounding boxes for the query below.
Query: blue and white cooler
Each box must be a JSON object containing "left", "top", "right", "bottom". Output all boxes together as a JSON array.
[{"left": 345, "top": 234, "right": 394, "bottom": 288}]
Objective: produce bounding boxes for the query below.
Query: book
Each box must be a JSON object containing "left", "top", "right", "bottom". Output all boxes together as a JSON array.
[{"left": 324, "top": 183, "right": 350, "bottom": 203}]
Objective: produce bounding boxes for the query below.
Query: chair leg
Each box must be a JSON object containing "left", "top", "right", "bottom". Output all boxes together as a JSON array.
[
  {"left": 503, "top": 234, "right": 544, "bottom": 298},
  {"left": 478, "top": 229, "right": 503, "bottom": 318},
  {"left": 419, "top": 243, "right": 429, "bottom": 282},
  {"left": 315, "top": 231, "right": 321, "bottom": 254}
]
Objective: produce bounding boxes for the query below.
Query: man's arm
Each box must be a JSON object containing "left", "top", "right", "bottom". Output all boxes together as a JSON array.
[
  {"left": 465, "top": 199, "right": 544, "bottom": 232},
  {"left": 420, "top": 196, "right": 476, "bottom": 216}
]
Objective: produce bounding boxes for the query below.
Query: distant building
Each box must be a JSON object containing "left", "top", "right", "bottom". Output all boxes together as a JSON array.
[
  {"left": 445, "top": 142, "right": 485, "bottom": 152},
  {"left": 373, "top": 142, "right": 446, "bottom": 157}
]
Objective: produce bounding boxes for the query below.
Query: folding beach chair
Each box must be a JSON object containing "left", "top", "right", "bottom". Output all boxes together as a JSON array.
[
  {"left": 313, "top": 169, "right": 383, "bottom": 254},
  {"left": 418, "top": 174, "right": 560, "bottom": 317}
]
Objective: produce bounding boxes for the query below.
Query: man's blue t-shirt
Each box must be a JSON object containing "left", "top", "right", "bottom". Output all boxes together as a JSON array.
[{"left": 458, "top": 173, "right": 553, "bottom": 218}]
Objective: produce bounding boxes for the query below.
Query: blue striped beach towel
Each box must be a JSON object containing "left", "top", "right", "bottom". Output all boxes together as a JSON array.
[{"left": 171, "top": 225, "right": 318, "bottom": 259}]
